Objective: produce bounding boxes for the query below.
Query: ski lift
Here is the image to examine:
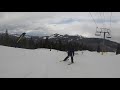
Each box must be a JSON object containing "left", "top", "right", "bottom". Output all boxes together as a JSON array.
[
  {"left": 106, "top": 36, "right": 111, "bottom": 38},
  {"left": 107, "top": 29, "right": 110, "bottom": 32},
  {"left": 95, "top": 27, "right": 101, "bottom": 36},
  {"left": 106, "top": 33, "right": 111, "bottom": 38},
  {"left": 95, "top": 32, "right": 101, "bottom": 36}
]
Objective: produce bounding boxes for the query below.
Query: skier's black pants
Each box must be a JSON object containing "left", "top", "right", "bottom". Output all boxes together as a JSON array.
[{"left": 64, "top": 55, "right": 74, "bottom": 63}]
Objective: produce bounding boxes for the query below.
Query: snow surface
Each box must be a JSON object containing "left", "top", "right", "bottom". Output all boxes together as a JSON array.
[{"left": 0, "top": 45, "right": 120, "bottom": 78}]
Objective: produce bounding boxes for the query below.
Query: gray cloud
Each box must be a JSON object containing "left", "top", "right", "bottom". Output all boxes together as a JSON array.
[{"left": 0, "top": 12, "right": 120, "bottom": 43}]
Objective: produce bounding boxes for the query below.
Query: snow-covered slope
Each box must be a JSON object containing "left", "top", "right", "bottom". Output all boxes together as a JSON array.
[{"left": 0, "top": 46, "right": 120, "bottom": 78}]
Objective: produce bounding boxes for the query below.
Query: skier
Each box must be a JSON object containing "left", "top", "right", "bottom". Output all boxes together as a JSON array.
[{"left": 63, "top": 42, "right": 75, "bottom": 64}]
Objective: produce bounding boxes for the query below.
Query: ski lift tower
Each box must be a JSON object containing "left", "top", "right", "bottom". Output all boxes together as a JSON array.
[{"left": 95, "top": 27, "right": 111, "bottom": 55}]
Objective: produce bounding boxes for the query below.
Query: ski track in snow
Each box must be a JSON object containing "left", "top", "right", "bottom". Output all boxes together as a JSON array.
[{"left": 0, "top": 46, "right": 120, "bottom": 78}]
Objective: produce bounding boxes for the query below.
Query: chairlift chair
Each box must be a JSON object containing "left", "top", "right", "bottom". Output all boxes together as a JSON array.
[
  {"left": 106, "top": 33, "right": 111, "bottom": 38},
  {"left": 95, "top": 32, "right": 101, "bottom": 36},
  {"left": 107, "top": 29, "right": 110, "bottom": 32},
  {"left": 106, "top": 36, "right": 111, "bottom": 38}
]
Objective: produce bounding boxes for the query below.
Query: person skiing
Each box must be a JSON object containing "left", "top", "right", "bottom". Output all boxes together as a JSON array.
[{"left": 63, "top": 42, "right": 75, "bottom": 64}]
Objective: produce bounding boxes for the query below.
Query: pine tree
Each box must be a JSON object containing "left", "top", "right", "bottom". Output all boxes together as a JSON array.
[
  {"left": 29, "top": 37, "right": 35, "bottom": 49},
  {"left": 45, "top": 37, "right": 49, "bottom": 48},
  {"left": 4, "top": 29, "right": 9, "bottom": 46},
  {"left": 58, "top": 39, "right": 62, "bottom": 51},
  {"left": 80, "top": 43, "right": 83, "bottom": 51},
  {"left": 116, "top": 44, "right": 120, "bottom": 55},
  {"left": 97, "top": 45, "right": 100, "bottom": 53}
]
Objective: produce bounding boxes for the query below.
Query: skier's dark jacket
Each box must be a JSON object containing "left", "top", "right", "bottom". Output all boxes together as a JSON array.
[{"left": 67, "top": 45, "right": 74, "bottom": 56}]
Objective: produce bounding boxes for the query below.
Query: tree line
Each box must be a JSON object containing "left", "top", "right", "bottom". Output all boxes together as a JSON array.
[{"left": 0, "top": 30, "right": 120, "bottom": 55}]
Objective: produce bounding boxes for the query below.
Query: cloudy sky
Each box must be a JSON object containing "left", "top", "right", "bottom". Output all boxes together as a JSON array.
[{"left": 0, "top": 12, "right": 120, "bottom": 43}]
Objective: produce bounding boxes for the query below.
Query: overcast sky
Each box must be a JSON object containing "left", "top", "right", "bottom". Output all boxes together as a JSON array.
[{"left": 0, "top": 12, "right": 120, "bottom": 43}]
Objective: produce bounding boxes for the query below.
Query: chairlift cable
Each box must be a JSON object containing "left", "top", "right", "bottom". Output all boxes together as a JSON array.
[
  {"left": 89, "top": 12, "right": 98, "bottom": 28},
  {"left": 103, "top": 12, "right": 106, "bottom": 28},
  {"left": 99, "top": 12, "right": 105, "bottom": 28},
  {"left": 110, "top": 12, "right": 112, "bottom": 29}
]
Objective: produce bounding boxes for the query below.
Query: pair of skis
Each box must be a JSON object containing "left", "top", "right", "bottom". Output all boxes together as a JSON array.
[{"left": 59, "top": 60, "right": 74, "bottom": 65}]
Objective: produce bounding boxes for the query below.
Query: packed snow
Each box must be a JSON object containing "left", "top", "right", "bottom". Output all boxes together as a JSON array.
[{"left": 0, "top": 45, "right": 120, "bottom": 78}]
